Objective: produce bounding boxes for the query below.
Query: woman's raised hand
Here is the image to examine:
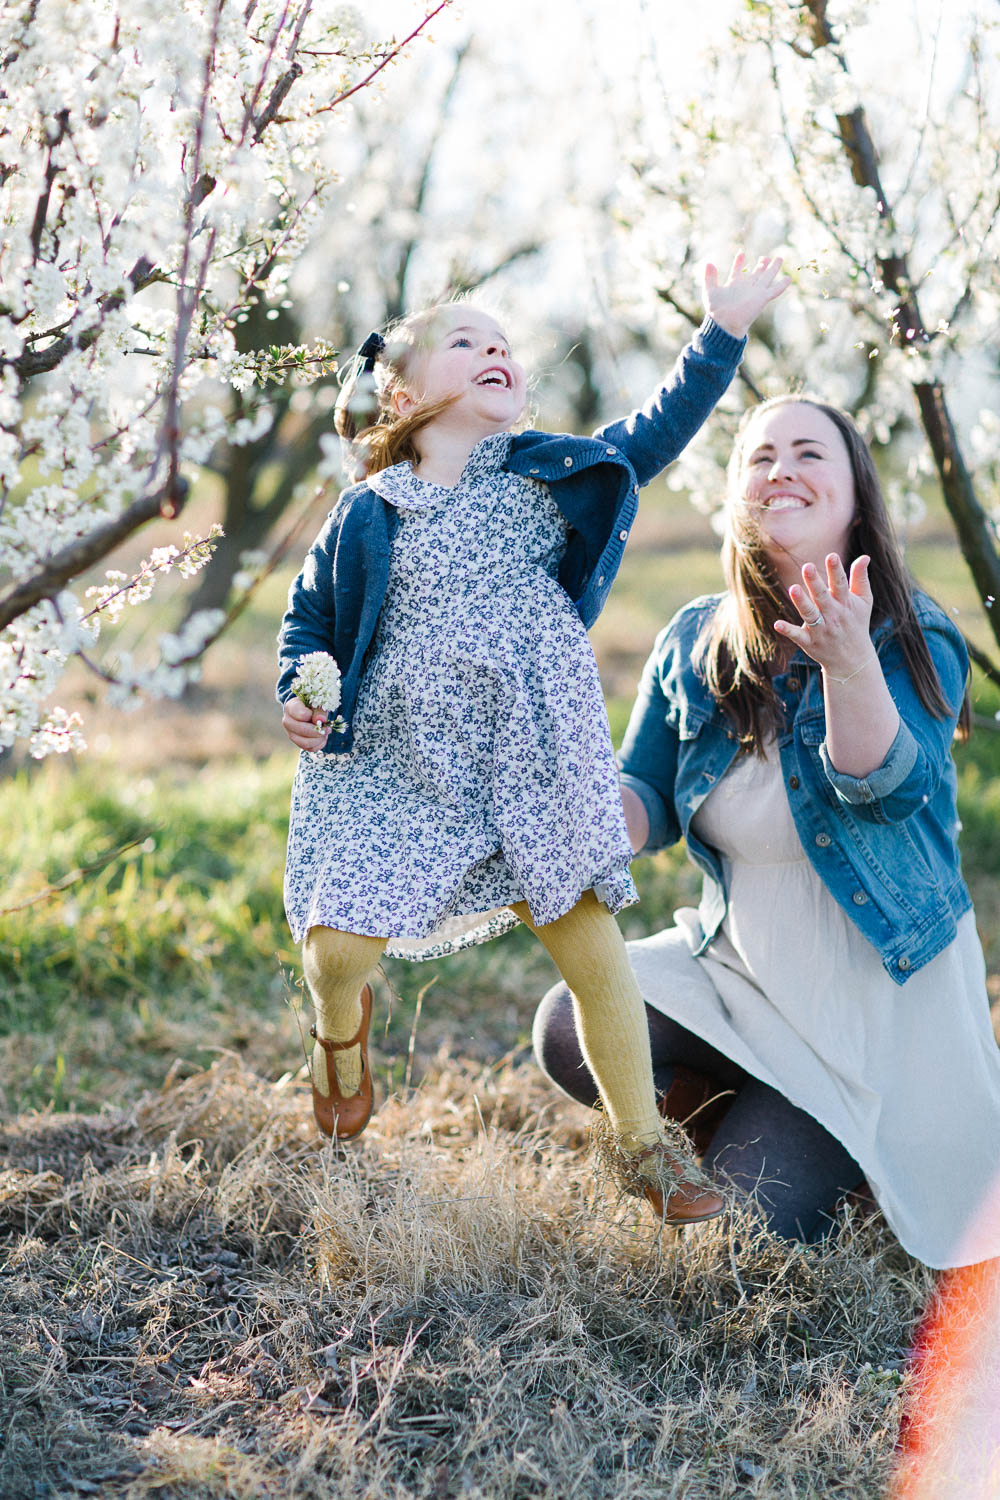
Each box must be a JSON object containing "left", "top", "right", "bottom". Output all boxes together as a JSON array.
[
  {"left": 703, "top": 252, "right": 790, "bottom": 339},
  {"left": 282, "top": 693, "right": 331, "bottom": 750},
  {"left": 774, "top": 553, "right": 877, "bottom": 681}
]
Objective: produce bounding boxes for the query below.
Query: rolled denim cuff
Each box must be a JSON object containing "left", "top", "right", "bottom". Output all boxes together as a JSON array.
[
  {"left": 819, "top": 720, "right": 919, "bottom": 805},
  {"left": 619, "top": 771, "right": 671, "bottom": 854}
]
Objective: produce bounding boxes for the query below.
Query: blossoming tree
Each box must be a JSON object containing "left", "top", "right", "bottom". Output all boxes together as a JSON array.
[
  {"left": 615, "top": 0, "right": 1000, "bottom": 685},
  {"left": 0, "top": 0, "right": 449, "bottom": 755}
]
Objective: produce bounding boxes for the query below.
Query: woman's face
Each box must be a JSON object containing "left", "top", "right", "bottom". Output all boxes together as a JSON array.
[{"left": 734, "top": 402, "right": 858, "bottom": 585}]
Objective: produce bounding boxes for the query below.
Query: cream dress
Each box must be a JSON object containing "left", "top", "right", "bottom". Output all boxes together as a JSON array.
[{"left": 624, "top": 743, "right": 1000, "bottom": 1269}]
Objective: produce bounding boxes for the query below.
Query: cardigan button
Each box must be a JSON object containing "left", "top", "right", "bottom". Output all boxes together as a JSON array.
[
  {"left": 852, "top": 890, "right": 868, "bottom": 905},
  {"left": 815, "top": 832, "right": 831, "bottom": 847},
  {"left": 618, "top": 529, "right": 628, "bottom": 540},
  {"left": 597, "top": 575, "right": 605, "bottom": 586},
  {"left": 788, "top": 775, "right": 799, "bottom": 790},
  {"left": 529, "top": 467, "right": 539, "bottom": 474},
  {"left": 563, "top": 457, "right": 573, "bottom": 467},
  {"left": 606, "top": 446, "right": 616, "bottom": 455}
]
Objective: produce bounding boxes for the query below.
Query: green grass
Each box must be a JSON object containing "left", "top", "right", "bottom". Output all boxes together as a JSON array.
[{"left": 2, "top": 671, "right": 997, "bottom": 1115}]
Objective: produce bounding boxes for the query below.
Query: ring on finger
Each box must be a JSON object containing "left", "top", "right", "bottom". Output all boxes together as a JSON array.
[{"left": 803, "top": 611, "right": 824, "bottom": 627}]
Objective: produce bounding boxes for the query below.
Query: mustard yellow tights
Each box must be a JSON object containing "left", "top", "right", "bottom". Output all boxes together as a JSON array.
[{"left": 303, "top": 888, "right": 663, "bottom": 1149}]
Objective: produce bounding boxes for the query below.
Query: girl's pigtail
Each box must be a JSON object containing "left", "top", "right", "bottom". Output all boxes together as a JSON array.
[{"left": 334, "top": 331, "right": 386, "bottom": 479}]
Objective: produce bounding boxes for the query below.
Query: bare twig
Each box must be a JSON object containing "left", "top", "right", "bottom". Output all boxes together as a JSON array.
[
  {"left": 0, "top": 836, "right": 149, "bottom": 916},
  {"left": 313, "top": 2, "right": 452, "bottom": 116},
  {"left": 157, "top": 0, "right": 225, "bottom": 506}
]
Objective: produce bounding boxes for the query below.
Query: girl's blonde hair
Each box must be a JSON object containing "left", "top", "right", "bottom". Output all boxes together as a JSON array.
[
  {"left": 334, "top": 302, "right": 467, "bottom": 478},
  {"left": 698, "top": 395, "right": 969, "bottom": 751}
]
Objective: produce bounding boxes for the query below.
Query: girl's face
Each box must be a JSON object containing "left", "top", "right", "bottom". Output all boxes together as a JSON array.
[
  {"left": 392, "top": 307, "right": 527, "bottom": 433},
  {"left": 735, "top": 402, "right": 857, "bottom": 584}
]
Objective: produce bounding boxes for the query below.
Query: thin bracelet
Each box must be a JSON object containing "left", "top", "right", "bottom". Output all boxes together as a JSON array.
[{"left": 822, "top": 653, "right": 879, "bottom": 686}]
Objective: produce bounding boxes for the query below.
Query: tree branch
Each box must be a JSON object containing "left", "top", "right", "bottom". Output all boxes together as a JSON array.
[
  {"left": 314, "top": 2, "right": 452, "bottom": 116},
  {"left": 0, "top": 476, "right": 189, "bottom": 633},
  {"left": 252, "top": 61, "right": 303, "bottom": 141},
  {"left": 964, "top": 635, "right": 1000, "bottom": 692},
  {"left": 798, "top": 0, "right": 1000, "bottom": 651}
]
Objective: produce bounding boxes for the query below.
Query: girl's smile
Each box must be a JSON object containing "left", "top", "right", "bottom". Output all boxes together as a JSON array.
[{"left": 392, "top": 307, "right": 527, "bottom": 431}]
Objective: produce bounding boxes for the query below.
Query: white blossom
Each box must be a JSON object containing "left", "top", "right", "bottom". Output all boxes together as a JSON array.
[
  {"left": 0, "top": 0, "right": 448, "bottom": 752},
  {"left": 291, "top": 651, "right": 345, "bottom": 723}
]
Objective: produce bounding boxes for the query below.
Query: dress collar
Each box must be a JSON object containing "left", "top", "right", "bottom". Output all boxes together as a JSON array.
[{"left": 366, "top": 431, "right": 513, "bottom": 510}]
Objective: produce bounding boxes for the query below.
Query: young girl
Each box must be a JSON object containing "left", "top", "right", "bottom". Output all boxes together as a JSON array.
[{"left": 277, "top": 255, "right": 788, "bottom": 1224}]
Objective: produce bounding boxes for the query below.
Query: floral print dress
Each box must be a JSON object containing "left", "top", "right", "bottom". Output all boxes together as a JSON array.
[{"left": 283, "top": 431, "right": 637, "bottom": 960}]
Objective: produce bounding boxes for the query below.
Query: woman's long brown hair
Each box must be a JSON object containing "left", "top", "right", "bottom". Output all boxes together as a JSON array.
[{"left": 699, "top": 395, "right": 970, "bottom": 751}]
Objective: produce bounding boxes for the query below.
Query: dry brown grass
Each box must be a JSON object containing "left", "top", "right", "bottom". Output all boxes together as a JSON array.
[{"left": 0, "top": 1050, "right": 931, "bottom": 1499}]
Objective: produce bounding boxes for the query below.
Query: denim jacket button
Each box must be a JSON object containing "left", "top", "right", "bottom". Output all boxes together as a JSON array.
[
  {"left": 786, "top": 676, "right": 800, "bottom": 692},
  {"left": 852, "top": 890, "right": 868, "bottom": 905},
  {"left": 788, "top": 775, "right": 800, "bottom": 790},
  {"left": 815, "top": 832, "right": 831, "bottom": 847},
  {"left": 898, "top": 956, "right": 910, "bottom": 971}
]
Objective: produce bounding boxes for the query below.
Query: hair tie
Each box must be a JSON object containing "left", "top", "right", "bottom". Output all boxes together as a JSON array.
[{"left": 357, "top": 331, "right": 385, "bottom": 373}]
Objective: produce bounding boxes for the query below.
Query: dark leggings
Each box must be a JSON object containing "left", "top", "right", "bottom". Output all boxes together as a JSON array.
[{"left": 533, "top": 982, "right": 865, "bottom": 1243}]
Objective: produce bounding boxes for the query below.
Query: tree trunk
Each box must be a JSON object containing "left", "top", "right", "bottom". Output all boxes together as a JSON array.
[{"left": 802, "top": 0, "right": 1000, "bottom": 659}]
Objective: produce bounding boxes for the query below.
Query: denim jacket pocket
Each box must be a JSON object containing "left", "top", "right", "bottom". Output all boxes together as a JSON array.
[
  {"left": 666, "top": 702, "right": 713, "bottom": 740},
  {"left": 796, "top": 710, "right": 826, "bottom": 747}
]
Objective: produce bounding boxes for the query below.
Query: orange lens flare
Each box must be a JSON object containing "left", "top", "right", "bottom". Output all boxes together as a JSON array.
[{"left": 891, "top": 1257, "right": 1000, "bottom": 1499}]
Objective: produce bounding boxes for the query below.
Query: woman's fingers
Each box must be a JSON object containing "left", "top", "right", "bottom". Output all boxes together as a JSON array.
[
  {"left": 825, "top": 552, "right": 850, "bottom": 601},
  {"left": 791, "top": 570, "right": 826, "bottom": 626},
  {"left": 849, "top": 554, "right": 873, "bottom": 601}
]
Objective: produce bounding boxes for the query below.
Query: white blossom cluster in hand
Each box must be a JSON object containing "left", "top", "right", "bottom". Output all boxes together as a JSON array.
[
  {"left": 291, "top": 652, "right": 345, "bottom": 728},
  {"left": 0, "top": 0, "right": 443, "bottom": 755}
]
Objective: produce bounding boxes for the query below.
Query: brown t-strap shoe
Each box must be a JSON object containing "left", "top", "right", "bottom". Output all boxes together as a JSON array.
[
  {"left": 631, "top": 1139, "right": 725, "bottom": 1225},
  {"left": 309, "top": 983, "right": 374, "bottom": 1141},
  {"left": 595, "top": 1117, "right": 725, "bottom": 1226}
]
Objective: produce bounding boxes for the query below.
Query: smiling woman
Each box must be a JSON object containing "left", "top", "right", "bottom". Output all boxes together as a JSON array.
[{"left": 533, "top": 393, "right": 1000, "bottom": 1270}]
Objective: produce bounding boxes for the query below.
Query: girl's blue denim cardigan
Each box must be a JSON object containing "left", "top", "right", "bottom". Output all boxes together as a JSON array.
[
  {"left": 276, "top": 318, "right": 744, "bottom": 748},
  {"left": 617, "top": 592, "right": 973, "bottom": 985}
]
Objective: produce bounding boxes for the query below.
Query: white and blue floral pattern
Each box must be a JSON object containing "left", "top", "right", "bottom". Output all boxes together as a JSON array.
[{"left": 284, "top": 431, "right": 637, "bottom": 960}]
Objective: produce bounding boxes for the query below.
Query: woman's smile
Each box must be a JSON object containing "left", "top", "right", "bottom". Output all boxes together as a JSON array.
[{"left": 736, "top": 401, "right": 857, "bottom": 585}]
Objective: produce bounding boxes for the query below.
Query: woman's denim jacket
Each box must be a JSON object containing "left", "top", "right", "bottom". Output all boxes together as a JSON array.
[
  {"left": 276, "top": 319, "right": 744, "bottom": 749},
  {"left": 618, "top": 593, "right": 972, "bottom": 985}
]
